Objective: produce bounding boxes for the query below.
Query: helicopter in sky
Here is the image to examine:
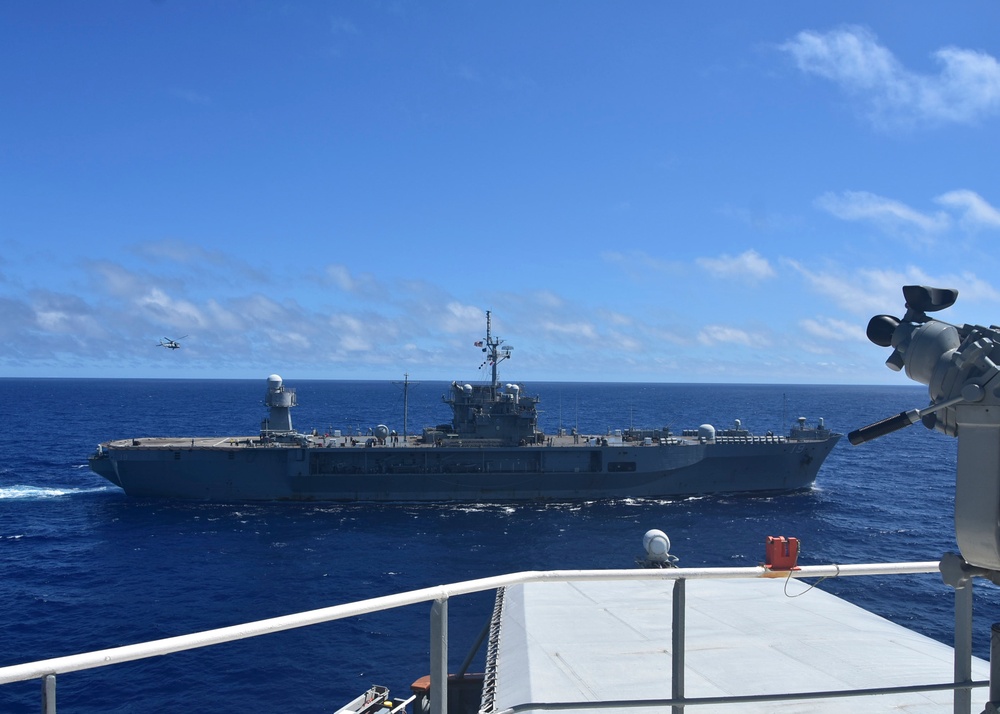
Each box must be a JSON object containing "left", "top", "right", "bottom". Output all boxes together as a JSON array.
[{"left": 157, "top": 336, "right": 188, "bottom": 350}]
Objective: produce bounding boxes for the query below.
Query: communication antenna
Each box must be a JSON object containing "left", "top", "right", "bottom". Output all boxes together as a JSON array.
[
  {"left": 479, "top": 310, "right": 513, "bottom": 399},
  {"left": 392, "top": 373, "right": 419, "bottom": 440}
]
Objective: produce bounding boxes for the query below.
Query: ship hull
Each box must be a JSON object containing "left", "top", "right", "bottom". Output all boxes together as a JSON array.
[{"left": 88, "top": 436, "right": 840, "bottom": 502}]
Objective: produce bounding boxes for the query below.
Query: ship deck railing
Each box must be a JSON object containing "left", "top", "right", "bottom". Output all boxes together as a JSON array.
[{"left": 0, "top": 561, "right": 991, "bottom": 714}]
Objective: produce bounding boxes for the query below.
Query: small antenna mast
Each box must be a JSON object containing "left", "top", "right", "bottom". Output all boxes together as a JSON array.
[{"left": 392, "top": 373, "right": 419, "bottom": 441}]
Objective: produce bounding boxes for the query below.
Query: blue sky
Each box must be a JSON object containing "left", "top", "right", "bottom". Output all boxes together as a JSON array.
[{"left": 4, "top": 2, "right": 1000, "bottom": 384}]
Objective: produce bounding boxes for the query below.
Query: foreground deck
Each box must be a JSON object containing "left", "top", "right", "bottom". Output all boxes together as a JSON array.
[{"left": 488, "top": 576, "right": 989, "bottom": 713}]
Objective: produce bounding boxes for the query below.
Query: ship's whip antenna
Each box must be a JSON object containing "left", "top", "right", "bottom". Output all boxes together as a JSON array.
[{"left": 392, "top": 373, "right": 419, "bottom": 440}]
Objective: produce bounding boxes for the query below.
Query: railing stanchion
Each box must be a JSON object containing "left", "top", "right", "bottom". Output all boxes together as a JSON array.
[
  {"left": 989, "top": 622, "right": 1000, "bottom": 711},
  {"left": 672, "top": 578, "right": 685, "bottom": 714},
  {"left": 431, "top": 597, "right": 448, "bottom": 714},
  {"left": 41, "top": 673, "right": 56, "bottom": 714},
  {"left": 955, "top": 581, "right": 973, "bottom": 714}
]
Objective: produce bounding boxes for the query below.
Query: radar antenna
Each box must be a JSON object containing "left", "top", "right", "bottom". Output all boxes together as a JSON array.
[{"left": 479, "top": 310, "right": 513, "bottom": 399}]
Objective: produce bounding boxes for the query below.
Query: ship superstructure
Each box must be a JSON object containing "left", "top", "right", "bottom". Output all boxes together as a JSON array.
[{"left": 426, "top": 312, "right": 541, "bottom": 447}]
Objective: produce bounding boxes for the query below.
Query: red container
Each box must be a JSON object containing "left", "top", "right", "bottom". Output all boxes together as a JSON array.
[{"left": 765, "top": 536, "right": 799, "bottom": 570}]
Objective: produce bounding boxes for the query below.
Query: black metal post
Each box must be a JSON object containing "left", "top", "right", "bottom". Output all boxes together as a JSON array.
[{"left": 672, "top": 579, "right": 685, "bottom": 714}]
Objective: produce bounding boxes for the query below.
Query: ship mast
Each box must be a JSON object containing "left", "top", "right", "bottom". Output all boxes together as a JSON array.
[
  {"left": 392, "top": 372, "right": 418, "bottom": 441},
  {"left": 403, "top": 373, "right": 409, "bottom": 440},
  {"left": 481, "top": 310, "right": 512, "bottom": 400}
]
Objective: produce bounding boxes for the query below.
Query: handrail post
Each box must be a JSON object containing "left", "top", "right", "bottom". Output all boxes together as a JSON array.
[
  {"left": 954, "top": 581, "right": 973, "bottom": 714},
  {"left": 990, "top": 622, "right": 1000, "bottom": 712},
  {"left": 41, "top": 673, "right": 56, "bottom": 714},
  {"left": 431, "top": 597, "right": 448, "bottom": 714},
  {"left": 672, "top": 578, "right": 685, "bottom": 713}
]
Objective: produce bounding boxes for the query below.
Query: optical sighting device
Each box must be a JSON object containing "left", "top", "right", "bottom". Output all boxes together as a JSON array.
[{"left": 851, "top": 285, "right": 1000, "bottom": 572}]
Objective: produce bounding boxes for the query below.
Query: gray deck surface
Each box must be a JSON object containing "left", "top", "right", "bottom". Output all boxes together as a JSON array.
[{"left": 492, "top": 577, "right": 989, "bottom": 713}]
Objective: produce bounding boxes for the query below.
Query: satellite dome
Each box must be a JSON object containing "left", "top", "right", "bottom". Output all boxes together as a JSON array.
[
  {"left": 643, "top": 529, "right": 671, "bottom": 558},
  {"left": 698, "top": 424, "right": 716, "bottom": 441},
  {"left": 267, "top": 374, "right": 283, "bottom": 388}
]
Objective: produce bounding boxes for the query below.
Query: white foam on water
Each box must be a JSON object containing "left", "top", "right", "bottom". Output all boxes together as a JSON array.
[{"left": 0, "top": 485, "right": 110, "bottom": 499}]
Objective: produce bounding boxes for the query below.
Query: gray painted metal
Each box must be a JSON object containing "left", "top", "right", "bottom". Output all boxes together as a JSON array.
[
  {"left": 431, "top": 599, "right": 448, "bottom": 714},
  {"left": 486, "top": 577, "right": 989, "bottom": 713},
  {"left": 42, "top": 674, "right": 55, "bottom": 714}
]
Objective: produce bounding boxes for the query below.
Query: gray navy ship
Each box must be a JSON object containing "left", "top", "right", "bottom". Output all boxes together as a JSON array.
[{"left": 88, "top": 312, "right": 841, "bottom": 501}]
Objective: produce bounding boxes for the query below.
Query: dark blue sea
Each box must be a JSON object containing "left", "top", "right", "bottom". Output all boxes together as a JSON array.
[{"left": 1, "top": 378, "right": 996, "bottom": 712}]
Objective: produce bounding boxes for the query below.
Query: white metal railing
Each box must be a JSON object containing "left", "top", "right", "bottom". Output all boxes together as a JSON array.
[{"left": 0, "top": 562, "right": 989, "bottom": 713}]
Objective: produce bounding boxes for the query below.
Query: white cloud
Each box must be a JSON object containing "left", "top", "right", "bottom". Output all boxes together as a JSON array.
[
  {"left": 697, "top": 325, "right": 765, "bottom": 347},
  {"left": 32, "top": 301, "right": 106, "bottom": 341},
  {"left": 264, "top": 329, "right": 311, "bottom": 350},
  {"left": 245, "top": 295, "right": 285, "bottom": 321},
  {"left": 697, "top": 249, "right": 776, "bottom": 284},
  {"left": 532, "top": 291, "right": 564, "bottom": 309},
  {"left": 780, "top": 25, "right": 1000, "bottom": 128},
  {"left": 328, "top": 313, "right": 374, "bottom": 352},
  {"left": 787, "top": 260, "right": 1000, "bottom": 315},
  {"left": 781, "top": 25, "right": 898, "bottom": 89},
  {"left": 327, "top": 264, "right": 356, "bottom": 291},
  {"left": 935, "top": 190, "right": 1000, "bottom": 230},
  {"left": 788, "top": 262, "right": 921, "bottom": 315},
  {"left": 137, "top": 287, "right": 207, "bottom": 328},
  {"left": 607, "top": 330, "right": 642, "bottom": 352},
  {"left": 325, "top": 264, "right": 380, "bottom": 295},
  {"left": 440, "top": 302, "right": 486, "bottom": 334},
  {"left": 799, "top": 317, "right": 867, "bottom": 343},
  {"left": 540, "top": 320, "right": 599, "bottom": 340},
  {"left": 205, "top": 299, "right": 245, "bottom": 332},
  {"left": 815, "top": 191, "right": 949, "bottom": 235},
  {"left": 929, "top": 47, "right": 1000, "bottom": 123},
  {"left": 818, "top": 188, "right": 1000, "bottom": 240},
  {"left": 96, "top": 263, "right": 146, "bottom": 298},
  {"left": 603, "top": 310, "right": 633, "bottom": 328},
  {"left": 35, "top": 310, "right": 71, "bottom": 332}
]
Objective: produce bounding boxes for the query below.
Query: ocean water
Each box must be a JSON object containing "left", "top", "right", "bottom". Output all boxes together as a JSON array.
[{"left": 0, "top": 377, "right": 996, "bottom": 713}]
